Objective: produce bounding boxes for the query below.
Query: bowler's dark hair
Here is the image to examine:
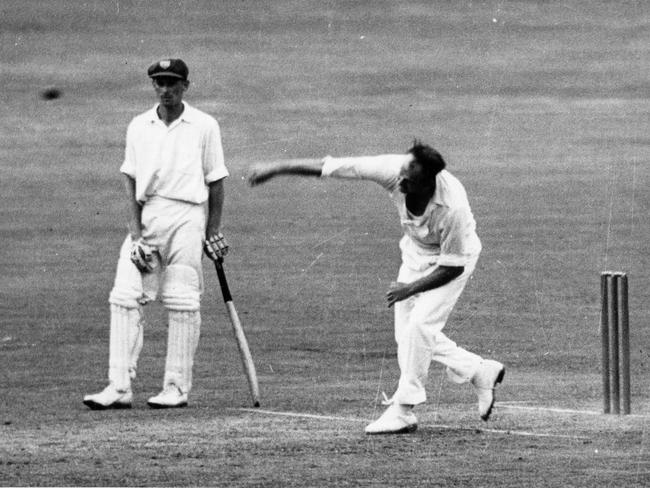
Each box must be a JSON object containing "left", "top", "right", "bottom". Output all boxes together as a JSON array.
[{"left": 408, "top": 140, "right": 446, "bottom": 178}]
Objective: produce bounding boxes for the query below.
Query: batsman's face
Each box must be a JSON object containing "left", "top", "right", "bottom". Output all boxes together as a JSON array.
[
  {"left": 398, "top": 158, "right": 435, "bottom": 195},
  {"left": 152, "top": 77, "right": 189, "bottom": 108}
]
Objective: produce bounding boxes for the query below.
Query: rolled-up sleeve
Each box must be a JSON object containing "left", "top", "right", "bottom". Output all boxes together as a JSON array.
[
  {"left": 321, "top": 154, "right": 405, "bottom": 191},
  {"left": 119, "top": 122, "right": 137, "bottom": 178},
  {"left": 203, "top": 119, "right": 229, "bottom": 183}
]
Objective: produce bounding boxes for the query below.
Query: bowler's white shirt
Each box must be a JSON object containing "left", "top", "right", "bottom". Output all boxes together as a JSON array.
[
  {"left": 120, "top": 103, "right": 229, "bottom": 204},
  {"left": 321, "top": 154, "right": 481, "bottom": 271}
]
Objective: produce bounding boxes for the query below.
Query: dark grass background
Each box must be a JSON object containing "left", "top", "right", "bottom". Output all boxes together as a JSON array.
[{"left": 1, "top": 1, "right": 649, "bottom": 486}]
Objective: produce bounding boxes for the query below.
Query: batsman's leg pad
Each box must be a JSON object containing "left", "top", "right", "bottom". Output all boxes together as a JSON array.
[
  {"left": 162, "top": 310, "right": 201, "bottom": 394},
  {"left": 161, "top": 264, "right": 201, "bottom": 311},
  {"left": 128, "top": 307, "right": 144, "bottom": 381},
  {"left": 108, "top": 304, "right": 143, "bottom": 391},
  {"left": 109, "top": 237, "right": 160, "bottom": 308}
]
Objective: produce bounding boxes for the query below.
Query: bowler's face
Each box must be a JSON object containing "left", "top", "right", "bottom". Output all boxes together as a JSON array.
[
  {"left": 152, "top": 77, "right": 188, "bottom": 108},
  {"left": 398, "top": 158, "right": 435, "bottom": 195}
]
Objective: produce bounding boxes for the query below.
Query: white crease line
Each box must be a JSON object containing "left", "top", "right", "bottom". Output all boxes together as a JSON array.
[
  {"left": 498, "top": 403, "right": 650, "bottom": 419},
  {"left": 498, "top": 403, "right": 601, "bottom": 415},
  {"left": 237, "top": 408, "right": 364, "bottom": 423},
  {"left": 459, "top": 426, "right": 589, "bottom": 440},
  {"left": 235, "top": 408, "right": 590, "bottom": 440}
]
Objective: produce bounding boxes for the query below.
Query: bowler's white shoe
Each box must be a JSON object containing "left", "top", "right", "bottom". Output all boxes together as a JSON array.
[
  {"left": 147, "top": 385, "right": 188, "bottom": 409},
  {"left": 471, "top": 359, "right": 505, "bottom": 421},
  {"left": 365, "top": 404, "right": 418, "bottom": 435},
  {"left": 83, "top": 384, "right": 132, "bottom": 410}
]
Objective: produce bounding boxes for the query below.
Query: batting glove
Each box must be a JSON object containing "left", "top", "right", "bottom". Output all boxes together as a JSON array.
[
  {"left": 204, "top": 231, "right": 229, "bottom": 261},
  {"left": 130, "top": 238, "right": 155, "bottom": 273}
]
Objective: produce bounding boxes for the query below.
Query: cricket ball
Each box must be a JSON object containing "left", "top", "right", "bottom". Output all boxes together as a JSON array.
[{"left": 41, "top": 87, "right": 62, "bottom": 100}]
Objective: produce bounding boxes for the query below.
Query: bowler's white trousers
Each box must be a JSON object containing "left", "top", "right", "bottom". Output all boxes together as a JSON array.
[{"left": 392, "top": 257, "right": 483, "bottom": 406}]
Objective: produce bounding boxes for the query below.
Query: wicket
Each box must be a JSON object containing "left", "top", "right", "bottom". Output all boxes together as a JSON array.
[{"left": 600, "top": 271, "right": 630, "bottom": 415}]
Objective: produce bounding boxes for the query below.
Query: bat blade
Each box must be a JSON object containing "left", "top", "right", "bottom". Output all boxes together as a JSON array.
[
  {"left": 225, "top": 301, "right": 260, "bottom": 407},
  {"left": 214, "top": 259, "right": 260, "bottom": 407}
]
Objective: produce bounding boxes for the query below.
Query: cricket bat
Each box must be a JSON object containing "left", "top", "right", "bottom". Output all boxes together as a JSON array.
[{"left": 214, "top": 259, "right": 260, "bottom": 407}]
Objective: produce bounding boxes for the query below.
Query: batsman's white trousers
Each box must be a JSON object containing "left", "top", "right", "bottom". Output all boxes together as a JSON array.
[
  {"left": 392, "top": 257, "right": 483, "bottom": 406},
  {"left": 106, "top": 196, "right": 206, "bottom": 393},
  {"left": 109, "top": 196, "right": 206, "bottom": 311}
]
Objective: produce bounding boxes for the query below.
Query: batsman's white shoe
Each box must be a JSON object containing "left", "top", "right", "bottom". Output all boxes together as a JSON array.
[
  {"left": 147, "top": 385, "right": 188, "bottom": 409},
  {"left": 365, "top": 404, "right": 418, "bottom": 435},
  {"left": 471, "top": 359, "right": 505, "bottom": 421},
  {"left": 83, "top": 384, "right": 132, "bottom": 410}
]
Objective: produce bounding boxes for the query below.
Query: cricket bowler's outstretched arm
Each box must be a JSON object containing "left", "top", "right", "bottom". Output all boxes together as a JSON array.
[{"left": 248, "top": 158, "right": 324, "bottom": 186}]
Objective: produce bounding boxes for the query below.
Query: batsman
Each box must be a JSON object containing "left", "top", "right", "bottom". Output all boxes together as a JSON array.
[
  {"left": 248, "top": 142, "right": 505, "bottom": 434},
  {"left": 84, "top": 59, "right": 230, "bottom": 410}
]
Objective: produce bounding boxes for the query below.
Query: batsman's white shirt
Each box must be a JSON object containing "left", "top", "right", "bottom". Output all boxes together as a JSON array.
[
  {"left": 111, "top": 103, "right": 229, "bottom": 312},
  {"left": 120, "top": 102, "right": 229, "bottom": 204},
  {"left": 322, "top": 153, "right": 484, "bottom": 406}
]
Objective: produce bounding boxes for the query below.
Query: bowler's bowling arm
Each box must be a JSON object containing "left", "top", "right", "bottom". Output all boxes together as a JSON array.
[{"left": 248, "top": 158, "right": 324, "bottom": 186}]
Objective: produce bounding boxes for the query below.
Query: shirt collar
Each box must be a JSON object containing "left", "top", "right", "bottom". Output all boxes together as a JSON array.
[
  {"left": 146, "top": 102, "right": 196, "bottom": 124},
  {"left": 431, "top": 171, "right": 446, "bottom": 206}
]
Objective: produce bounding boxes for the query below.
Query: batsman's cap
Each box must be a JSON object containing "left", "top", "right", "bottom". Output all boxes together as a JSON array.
[{"left": 147, "top": 58, "right": 189, "bottom": 80}]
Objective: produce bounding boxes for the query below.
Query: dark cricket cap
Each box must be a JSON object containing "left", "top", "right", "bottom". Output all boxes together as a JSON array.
[{"left": 147, "top": 58, "right": 189, "bottom": 80}]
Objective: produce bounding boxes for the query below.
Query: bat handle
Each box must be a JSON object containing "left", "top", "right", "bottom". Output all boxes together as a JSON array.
[{"left": 214, "top": 258, "right": 232, "bottom": 302}]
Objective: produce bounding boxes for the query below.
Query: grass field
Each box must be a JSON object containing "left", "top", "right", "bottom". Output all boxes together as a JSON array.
[{"left": 2, "top": 1, "right": 650, "bottom": 486}]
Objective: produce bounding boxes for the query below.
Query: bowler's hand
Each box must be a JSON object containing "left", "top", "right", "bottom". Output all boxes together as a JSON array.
[
  {"left": 248, "top": 165, "right": 276, "bottom": 186},
  {"left": 386, "top": 281, "right": 413, "bottom": 307}
]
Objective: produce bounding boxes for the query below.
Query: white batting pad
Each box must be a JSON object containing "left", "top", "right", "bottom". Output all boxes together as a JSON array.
[
  {"left": 162, "top": 310, "right": 201, "bottom": 394},
  {"left": 161, "top": 264, "right": 202, "bottom": 311},
  {"left": 128, "top": 307, "right": 144, "bottom": 381},
  {"left": 108, "top": 304, "right": 142, "bottom": 391}
]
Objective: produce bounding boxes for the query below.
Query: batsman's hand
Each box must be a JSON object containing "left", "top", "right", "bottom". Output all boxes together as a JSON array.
[
  {"left": 204, "top": 231, "right": 229, "bottom": 261},
  {"left": 386, "top": 281, "right": 413, "bottom": 308},
  {"left": 130, "top": 238, "right": 155, "bottom": 273}
]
